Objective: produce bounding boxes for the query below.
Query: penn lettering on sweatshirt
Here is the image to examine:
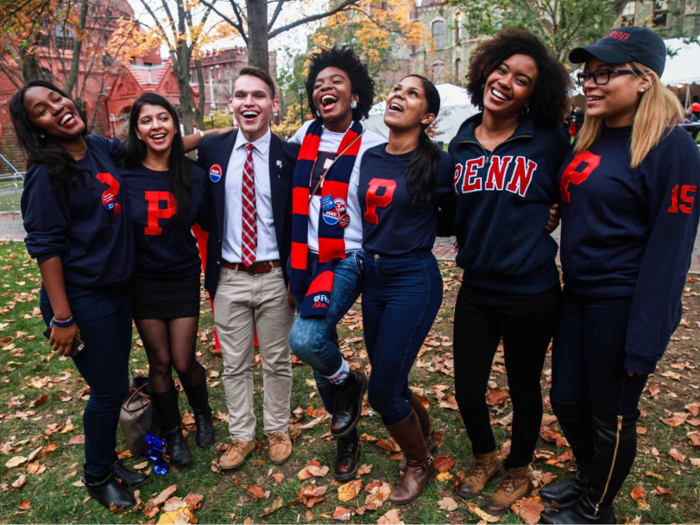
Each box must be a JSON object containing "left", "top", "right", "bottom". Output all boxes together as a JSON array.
[
  {"left": 21, "top": 134, "right": 134, "bottom": 288},
  {"left": 559, "top": 124, "right": 700, "bottom": 375},
  {"left": 359, "top": 145, "right": 456, "bottom": 256},
  {"left": 120, "top": 161, "right": 208, "bottom": 279},
  {"left": 449, "top": 113, "right": 570, "bottom": 293}
]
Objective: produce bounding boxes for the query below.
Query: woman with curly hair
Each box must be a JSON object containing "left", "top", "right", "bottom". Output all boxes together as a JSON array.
[
  {"left": 448, "top": 27, "right": 571, "bottom": 514},
  {"left": 287, "top": 46, "right": 384, "bottom": 480}
]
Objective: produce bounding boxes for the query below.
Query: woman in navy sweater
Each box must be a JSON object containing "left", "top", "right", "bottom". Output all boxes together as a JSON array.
[
  {"left": 447, "top": 28, "right": 571, "bottom": 515},
  {"left": 10, "top": 81, "right": 147, "bottom": 510},
  {"left": 359, "top": 75, "right": 455, "bottom": 504},
  {"left": 120, "top": 94, "right": 213, "bottom": 467},
  {"left": 541, "top": 27, "right": 700, "bottom": 524}
]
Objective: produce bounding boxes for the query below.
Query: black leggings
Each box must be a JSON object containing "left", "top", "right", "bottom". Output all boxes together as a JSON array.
[
  {"left": 453, "top": 282, "right": 561, "bottom": 469},
  {"left": 135, "top": 317, "right": 205, "bottom": 392}
]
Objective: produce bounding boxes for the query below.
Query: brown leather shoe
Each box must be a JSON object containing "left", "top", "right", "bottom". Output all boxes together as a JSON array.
[
  {"left": 219, "top": 439, "right": 256, "bottom": 470},
  {"left": 484, "top": 465, "right": 534, "bottom": 515},
  {"left": 456, "top": 450, "right": 501, "bottom": 498},
  {"left": 386, "top": 409, "right": 437, "bottom": 505},
  {"left": 334, "top": 427, "right": 360, "bottom": 480},
  {"left": 267, "top": 432, "right": 292, "bottom": 464},
  {"left": 399, "top": 394, "right": 438, "bottom": 472}
]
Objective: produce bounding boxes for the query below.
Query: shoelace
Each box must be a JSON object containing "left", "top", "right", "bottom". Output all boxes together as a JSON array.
[
  {"left": 498, "top": 471, "right": 517, "bottom": 495},
  {"left": 268, "top": 434, "right": 287, "bottom": 446},
  {"left": 469, "top": 460, "right": 487, "bottom": 477}
]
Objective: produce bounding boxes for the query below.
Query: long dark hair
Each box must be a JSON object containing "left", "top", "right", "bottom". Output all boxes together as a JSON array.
[
  {"left": 123, "top": 93, "right": 191, "bottom": 219},
  {"left": 402, "top": 75, "right": 442, "bottom": 206},
  {"left": 9, "top": 80, "right": 89, "bottom": 188}
]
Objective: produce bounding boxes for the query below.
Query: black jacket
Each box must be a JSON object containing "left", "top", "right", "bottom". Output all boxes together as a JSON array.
[{"left": 197, "top": 130, "right": 299, "bottom": 297}]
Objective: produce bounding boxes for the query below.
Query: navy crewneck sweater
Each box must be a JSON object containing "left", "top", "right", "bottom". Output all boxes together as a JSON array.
[{"left": 559, "top": 124, "right": 700, "bottom": 374}]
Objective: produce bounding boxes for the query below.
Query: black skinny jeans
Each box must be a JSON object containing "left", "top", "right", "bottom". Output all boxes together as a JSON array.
[{"left": 453, "top": 281, "right": 561, "bottom": 469}]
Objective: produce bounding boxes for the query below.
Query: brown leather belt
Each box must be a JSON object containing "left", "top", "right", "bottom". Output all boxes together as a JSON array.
[{"left": 221, "top": 259, "right": 282, "bottom": 274}]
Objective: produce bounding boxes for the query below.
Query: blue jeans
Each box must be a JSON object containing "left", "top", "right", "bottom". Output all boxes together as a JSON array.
[
  {"left": 551, "top": 287, "right": 648, "bottom": 417},
  {"left": 40, "top": 284, "right": 132, "bottom": 475},
  {"left": 362, "top": 251, "right": 443, "bottom": 425},
  {"left": 289, "top": 250, "right": 365, "bottom": 413}
]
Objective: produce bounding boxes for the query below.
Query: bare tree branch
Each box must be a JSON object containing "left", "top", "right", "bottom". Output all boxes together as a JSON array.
[
  {"left": 268, "top": 0, "right": 360, "bottom": 38},
  {"left": 199, "top": 0, "right": 246, "bottom": 42}
]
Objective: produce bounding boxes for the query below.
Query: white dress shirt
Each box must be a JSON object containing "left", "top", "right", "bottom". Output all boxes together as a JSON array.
[
  {"left": 222, "top": 129, "right": 280, "bottom": 263},
  {"left": 289, "top": 121, "right": 385, "bottom": 253}
]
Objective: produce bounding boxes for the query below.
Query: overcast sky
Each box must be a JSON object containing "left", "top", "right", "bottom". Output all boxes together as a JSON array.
[{"left": 126, "top": 0, "right": 316, "bottom": 70}]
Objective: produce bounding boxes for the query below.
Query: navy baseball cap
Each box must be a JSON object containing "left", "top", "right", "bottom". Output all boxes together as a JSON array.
[{"left": 569, "top": 26, "right": 667, "bottom": 77}]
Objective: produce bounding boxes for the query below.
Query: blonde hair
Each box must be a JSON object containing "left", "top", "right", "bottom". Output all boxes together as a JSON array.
[{"left": 575, "top": 62, "right": 683, "bottom": 168}]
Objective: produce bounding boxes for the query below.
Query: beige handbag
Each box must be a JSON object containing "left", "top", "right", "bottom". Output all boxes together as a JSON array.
[{"left": 119, "top": 378, "right": 160, "bottom": 455}]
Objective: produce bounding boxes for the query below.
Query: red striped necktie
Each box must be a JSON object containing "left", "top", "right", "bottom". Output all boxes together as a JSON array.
[{"left": 241, "top": 143, "right": 257, "bottom": 267}]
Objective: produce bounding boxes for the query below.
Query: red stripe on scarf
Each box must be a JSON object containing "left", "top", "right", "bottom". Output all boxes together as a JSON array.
[
  {"left": 305, "top": 270, "right": 334, "bottom": 295},
  {"left": 293, "top": 187, "right": 310, "bottom": 215},
  {"left": 321, "top": 180, "right": 350, "bottom": 201},
  {"left": 291, "top": 242, "right": 308, "bottom": 269},
  {"left": 299, "top": 134, "right": 322, "bottom": 161},
  {"left": 319, "top": 238, "right": 346, "bottom": 263}
]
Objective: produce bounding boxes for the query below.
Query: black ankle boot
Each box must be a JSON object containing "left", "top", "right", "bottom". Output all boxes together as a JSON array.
[
  {"left": 334, "top": 427, "right": 360, "bottom": 481},
  {"left": 109, "top": 456, "right": 149, "bottom": 488},
  {"left": 330, "top": 371, "right": 367, "bottom": 438},
  {"left": 541, "top": 405, "right": 638, "bottom": 524},
  {"left": 182, "top": 377, "right": 215, "bottom": 448},
  {"left": 540, "top": 402, "right": 593, "bottom": 505},
  {"left": 83, "top": 466, "right": 136, "bottom": 510},
  {"left": 149, "top": 387, "right": 193, "bottom": 467}
]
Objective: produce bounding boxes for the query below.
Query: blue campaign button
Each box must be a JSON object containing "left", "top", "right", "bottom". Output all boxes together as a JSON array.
[{"left": 209, "top": 163, "right": 223, "bottom": 183}]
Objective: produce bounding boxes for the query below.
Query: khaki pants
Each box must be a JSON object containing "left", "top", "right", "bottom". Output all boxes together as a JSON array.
[{"left": 213, "top": 266, "right": 294, "bottom": 441}]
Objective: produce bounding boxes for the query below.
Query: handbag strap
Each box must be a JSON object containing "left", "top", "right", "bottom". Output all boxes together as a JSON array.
[{"left": 123, "top": 382, "right": 151, "bottom": 414}]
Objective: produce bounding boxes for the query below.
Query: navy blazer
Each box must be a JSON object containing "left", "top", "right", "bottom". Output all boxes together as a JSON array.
[{"left": 197, "top": 130, "right": 299, "bottom": 298}]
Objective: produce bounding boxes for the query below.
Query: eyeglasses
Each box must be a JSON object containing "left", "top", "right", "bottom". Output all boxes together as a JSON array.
[{"left": 576, "top": 69, "right": 637, "bottom": 86}]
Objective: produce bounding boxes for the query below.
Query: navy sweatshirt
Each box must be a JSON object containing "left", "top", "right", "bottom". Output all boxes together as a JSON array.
[
  {"left": 449, "top": 114, "right": 570, "bottom": 293},
  {"left": 359, "top": 145, "right": 456, "bottom": 256},
  {"left": 120, "top": 161, "right": 208, "bottom": 280},
  {"left": 559, "top": 125, "right": 700, "bottom": 375},
  {"left": 21, "top": 134, "right": 134, "bottom": 288}
]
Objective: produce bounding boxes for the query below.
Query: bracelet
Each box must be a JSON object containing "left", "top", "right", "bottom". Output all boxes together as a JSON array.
[
  {"left": 199, "top": 130, "right": 205, "bottom": 140},
  {"left": 51, "top": 316, "right": 75, "bottom": 328}
]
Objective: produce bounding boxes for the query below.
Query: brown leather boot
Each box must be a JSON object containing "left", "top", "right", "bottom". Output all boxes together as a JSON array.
[
  {"left": 484, "top": 465, "right": 533, "bottom": 515},
  {"left": 456, "top": 450, "right": 500, "bottom": 498},
  {"left": 399, "top": 394, "right": 438, "bottom": 472},
  {"left": 386, "top": 409, "right": 437, "bottom": 505}
]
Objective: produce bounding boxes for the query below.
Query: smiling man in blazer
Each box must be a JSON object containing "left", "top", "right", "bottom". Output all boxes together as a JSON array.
[{"left": 197, "top": 66, "right": 299, "bottom": 470}]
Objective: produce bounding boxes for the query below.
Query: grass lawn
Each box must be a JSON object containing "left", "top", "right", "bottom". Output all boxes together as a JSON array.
[{"left": 0, "top": 239, "right": 699, "bottom": 524}]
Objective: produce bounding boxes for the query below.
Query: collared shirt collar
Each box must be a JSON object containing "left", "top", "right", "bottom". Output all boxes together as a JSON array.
[{"left": 235, "top": 128, "right": 271, "bottom": 155}]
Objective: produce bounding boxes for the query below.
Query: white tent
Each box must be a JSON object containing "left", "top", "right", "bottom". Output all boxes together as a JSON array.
[{"left": 363, "top": 83, "right": 480, "bottom": 144}]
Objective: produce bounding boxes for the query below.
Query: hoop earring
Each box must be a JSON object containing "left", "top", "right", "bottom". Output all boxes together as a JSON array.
[
  {"left": 350, "top": 101, "right": 358, "bottom": 109},
  {"left": 520, "top": 106, "right": 530, "bottom": 117}
]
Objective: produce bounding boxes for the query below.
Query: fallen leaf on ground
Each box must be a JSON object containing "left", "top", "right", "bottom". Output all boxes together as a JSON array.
[
  {"left": 669, "top": 449, "right": 686, "bottom": 463},
  {"left": 5, "top": 456, "right": 27, "bottom": 469},
  {"left": 376, "top": 438, "right": 401, "bottom": 454},
  {"left": 377, "top": 508, "right": 404, "bottom": 524},
  {"left": 655, "top": 486, "right": 672, "bottom": 497},
  {"left": 11, "top": 475, "right": 26, "bottom": 490},
  {"left": 438, "top": 394, "right": 459, "bottom": 411},
  {"left": 31, "top": 394, "right": 49, "bottom": 407},
  {"left": 337, "top": 479, "right": 362, "bottom": 502},
  {"left": 68, "top": 435, "right": 85, "bottom": 445},
  {"left": 333, "top": 506, "right": 353, "bottom": 521},
  {"left": 357, "top": 464, "right": 372, "bottom": 476},
  {"left": 150, "top": 484, "right": 178, "bottom": 507},
  {"left": 688, "top": 431, "right": 700, "bottom": 448},
  {"left": 261, "top": 498, "right": 284, "bottom": 517},
  {"left": 437, "top": 496, "right": 458, "bottom": 511},
  {"left": 246, "top": 486, "right": 266, "bottom": 500},
  {"left": 156, "top": 509, "right": 194, "bottom": 524},
  {"left": 661, "top": 414, "right": 686, "bottom": 427},
  {"left": 648, "top": 385, "right": 661, "bottom": 398},
  {"left": 365, "top": 482, "right": 392, "bottom": 508},
  {"left": 467, "top": 502, "right": 500, "bottom": 523},
  {"left": 486, "top": 387, "right": 509, "bottom": 406},
  {"left": 434, "top": 455, "right": 455, "bottom": 472},
  {"left": 540, "top": 427, "right": 562, "bottom": 443},
  {"left": 436, "top": 471, "right": 453, "bottom": 482},
  {"left": 26, "top": 461, "right": 45, "bottom": 476},
  {"left": 511, "top": 497, "right": 544, "bottom": 524},
  {"left": 184, "top": 492, "right": 203, "bottom": 511},
  {"left": 17, "top": 500, "right": 31, "bottom": 510},
  {"left": 298, "top": 485, "right": 327, "bottom": 508},
  {"left": 630, "top": 486, "right": 650, "bottom": 510}
]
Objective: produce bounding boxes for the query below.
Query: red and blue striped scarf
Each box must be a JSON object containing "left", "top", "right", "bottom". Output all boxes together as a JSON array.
[{"left": 290, "top": 119, "right": 364, "bottom": 318}]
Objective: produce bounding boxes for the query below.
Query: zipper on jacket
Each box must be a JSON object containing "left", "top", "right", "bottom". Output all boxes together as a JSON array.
[
  {"left": 595, "top": 415, "right": 623, "bottom": 516},
  {"left": 452, "top": 134, "right": 533, "bottom": 166}
]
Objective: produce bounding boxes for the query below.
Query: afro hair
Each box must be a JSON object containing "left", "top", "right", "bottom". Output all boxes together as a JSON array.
[
  {"left": 305, "top": 46, "right": 375, "bottom": 121},
  {"left": 466, "top": 27, "right": 571, "bottom": 127}
]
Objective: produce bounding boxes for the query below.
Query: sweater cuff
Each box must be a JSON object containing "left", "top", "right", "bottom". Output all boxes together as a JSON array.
[{"left": 624, "top": 353, "right": 657, "bottom": 375}]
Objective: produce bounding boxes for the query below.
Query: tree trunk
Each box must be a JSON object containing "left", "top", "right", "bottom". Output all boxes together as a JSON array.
[
  {"left": 63, "top": 0, "right": 90, "bottom": 97},
  {"left": 246, "top": 0, "right": 269, "bottom": 73},
  {"left": 18, "top": 37, "right": 45, "bottom": 83},
  {"left": 194, "top": 59, "right": 206, "bottom": 130}
]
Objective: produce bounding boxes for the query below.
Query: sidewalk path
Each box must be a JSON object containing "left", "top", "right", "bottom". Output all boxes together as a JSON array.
[{"left": 3, "top": 214, "right": 700, "bottom": 273}]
